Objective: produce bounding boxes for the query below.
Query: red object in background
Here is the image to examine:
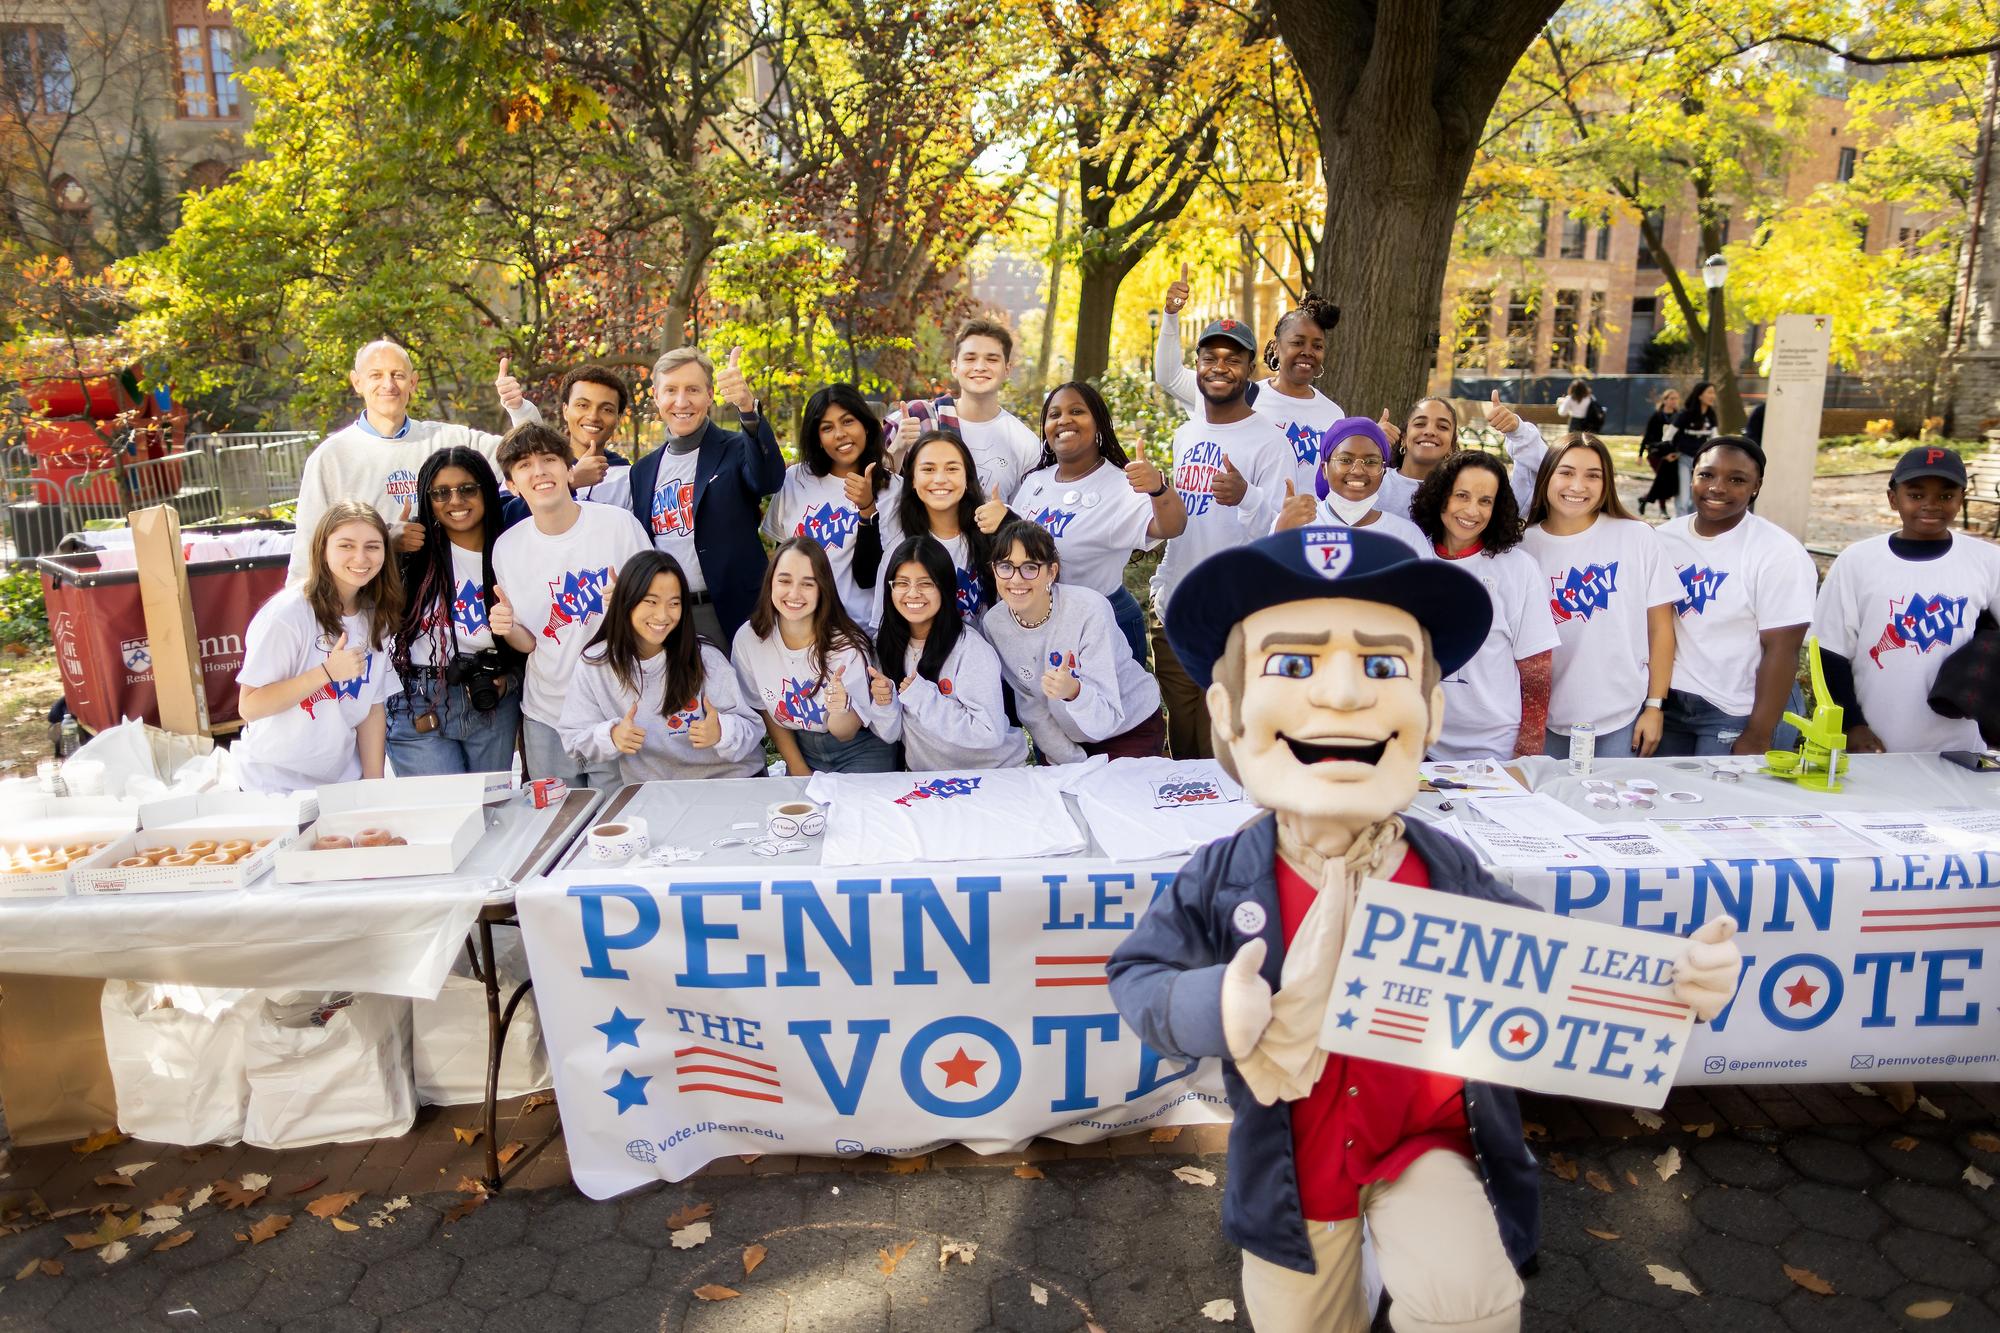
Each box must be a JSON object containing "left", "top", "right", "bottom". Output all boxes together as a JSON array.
[
  {"left": 22, "top": 374, "right": 134, "bottom": 418},
  {"left": 24, "top": 418, "right": 114, "bottom": 462},
  {"left": 39, "top": 541, "right": 290, "bottom": 735}
]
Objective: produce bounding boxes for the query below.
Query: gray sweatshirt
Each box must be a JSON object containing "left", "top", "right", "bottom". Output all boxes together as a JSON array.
[
  {"left": 556, "top": 643, "right": 764, "bottom": 781},
  {"left": 872, "top": 631, "right": 1029, "bottom": 771},
  {"left": 981, "top": 585, "right": 1161, "bottom": 764}
]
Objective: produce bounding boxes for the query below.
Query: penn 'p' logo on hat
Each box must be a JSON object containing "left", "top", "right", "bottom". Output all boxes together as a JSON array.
[
  {"left": 1301, "top": 526, "right": 1353, "bottom": 579},
  {"left": 1927, "top": 448, "right": 1946, "bottom": 466}
]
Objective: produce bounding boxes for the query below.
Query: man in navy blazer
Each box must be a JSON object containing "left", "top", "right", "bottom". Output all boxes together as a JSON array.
[{"left": 626, "top": 345, "right": 786, "bottom": 648}]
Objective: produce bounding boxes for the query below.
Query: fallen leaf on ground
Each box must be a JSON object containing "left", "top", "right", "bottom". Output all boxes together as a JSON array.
[
  {"left": 1584, "top": 1228, "right": 1620, "bottom": 1241},
  {"left": 284, "top": 1176, "right": 326, "bottom": 1196},
  {"left": 1173, "top": 1166, "right": 1218, "bottom": 1188},
  {"left": 98, "top": 1240, "right": 129, "bottom": 1265},
  {"left": 113, "top": 1161, "right": 153, "bottom": 1178},
  {"left": 877, "top": 1239, "right": 917, "bottom": 1276},
  {"left": 238, "top": 1173, "right": 271, "bottom": 1191},
  {"left": 1522, "top": 1121, "right": 1548, "bottom": 1141},
  {"left": 65, "top": 1211, "right": 141, "bottom": 1250},
  {"left": 1915, "top": 1096, "right": 1945, "bottom": 1120},
  {"left": 137, "top": 1218, "right": 182, "bottom": 1237},
  {"left": 184, "top": 1186, "right": 213, "bottom": 1213},
  {"left": 1965, "top": 1165, "right": 1993, "bottom": 1191},
  {"left": 329, "top": 1218, "right": 360, "bottom": 1233},
  {"left": 1682, "top": 1122, "right": 1716, "bottom": 1139},
  {"left": 497, "top": 1142, "right": 525, "bottom": 1167},
  {"left": 11, "top": 1258, "right": 35, "bottom": 1280},
  {"left": 666, "top": 1202, "right": 714, "bottom": 1230},
  {"left": 1891, "top": 1136, "right": 1919, "bottom": 1151},
  {"left": 1029, "top": 1282, "right": 1048, "bottom": 1306},
  {"left": 1647, "top": 1264, "right": 1700, "bottom": 1296},
  {"left": 1630, "top": 1109, "right": 1664, "bottom": 1131},
  {"left": 152, "top": 1187, "right": 187, "bottom": 1208},
  {"left": 520, "top": 1092, "right": 555, "bottom": 1113},
  {"left": 1966, "top": 1130, "right": 2000, "bottom": 1153},
  {"left": 1149, "top": 1127, "right": 1182, "bottom": 1143},
  {"left": 884, "top": 1156, "right": 930, "bottom": 1175},
  {"left": 144, "top": 1204, "right": 183, "bottom": 1221},
  {"left": 939, "top": 1239, "right": 978, "bottom": 1270},
  {"left": 1784, "top": 1264, "right": 1835, "bottom": 1295},
  {"left": 212, "top": 1178, "right": 267, "bottom": 1211},
  {"left": 442, "top": 1194, "right": 486, "bottom": 1225},
  {"left": 305, "top": 1191, "right": 363, "bottom": 1220},
  {"left": 37, "top": 1258, "right": 62, "bottom": 1276},
  {"left": 70, "top": 1130, "right": 125, "bottom": 1156},
  {"left": 92, "top": 1174, "right": 135, "bottom": 1189},
  {"left": 154, "top": 1231, "right": 193, "bottom": 1251},
  {"left": 245, "top": 1214, "right": 290, "bottom": 1245},
  {"left": 670, "top": 1221, "right": 712, "bottom": 1249},
  {"left": 1012, "top": 1165, "right": 1045, "bottom": 1180},
  {"left": 366, "top": 1196, "right": 410, "bottom": 1229},
  {"left": 1548, "top": 1154, "right": 1578, "bottom": 1182},
  {"left": 453, "top": 1177, "right": 487, "bottom": 1196},
  {"left": 1623, "top": 1170, "right": 1639, "bottom": 1187},
  {"left": 1883, "top": 1083, "right": 1917, "bottom": 1113},
  {"left": 1654, "top": 1147, "right": 1681, "bottom": 1182},
  {"left": 1200, "top": 1297, "right": 1237, "bottom": 1321},
  {"left": 742, "top": 1243, "right": 766, "bottom": 1276},
  {"left": 452, "top": 1127, "right": 482, "bottom": 1145},
  {"left": 1849, "top": 1082, "right": 1879, "bottom": 1098},
  {"left": 1906, "top": 1299, "right": 1953, "bottom": 1319},
  {"left": 693, "top": 1284, "right": 738, "bottom": 1301},
  {"left": 1585, "top": 1170, "right": 1615, "bottom": 1194}
]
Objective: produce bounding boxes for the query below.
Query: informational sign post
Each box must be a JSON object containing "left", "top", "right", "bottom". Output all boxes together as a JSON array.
[
  {"left": 1319, "top": 880, "right": 1695, "bottom": 1108},
  {"left": 1760, "top": 313, "right": 1833, "bottom": 541}
]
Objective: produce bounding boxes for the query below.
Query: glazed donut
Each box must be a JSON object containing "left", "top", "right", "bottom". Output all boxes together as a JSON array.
[
  {"left": 251, "top": 839, "right": 271, "bottom": 851},
  {"left": 197, "top": 852, "right": 233, "bottom": 865},
  {"left": 185, "top": 840, "right": 218, "bottom": 856},
  {"left": 311, "top": 834, "right": 352, "bottom": 851},
  {"left": 61, "top": 843, "right": 92, "bottom": 859},
  {"left": 385, "top": 835, "right": 408, "bottom": 846},
  {"left": 116, "top": 856, "right": 152, "bottom": 869},
  {"left": 355, "top": 828, "right": 394, "bottom": 847},
  {"left": 159, "top": 853, "right": 199, "bottom": 867},
  {"left": 219, "top": 839, "right": 251, "bottom": 856},
  {"left": 139, "top": 845, "right": 175, "bottom": 861}
]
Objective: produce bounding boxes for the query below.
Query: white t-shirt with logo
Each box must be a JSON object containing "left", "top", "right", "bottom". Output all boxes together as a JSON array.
[
  {"left": 761, "top": 464, "right": 896, "bottom": 624},
  {"left": 1657, "top": 513, "right": 1817, "bottom": 716},
  {"left": 575, "top": 464, "right": 632, "bottom": 511},
  {"left": 873, "top": 517, "right": 983, "bottom": 628},
  {"left": 1520, "top": 515, "right": 1683, "bottom": 735},
  {"left": 729, "top": 624, "right": 895, "bottom": 738},
  {"left": 1279, "top": 498, "right": 1432, "bottom": 561},
  {"left": 646, "top": 447, "right": 706, "bottom": 593},
  {"left": 1433, "top": 547, "right": 1561, "bottom": 760},
  {"left": 956, "top": 411, "right": 1043, "bottom": 505},
  {"left": 805, "top": 766, "right": 1084, "bottom": 865},
  {"left": 406, "top": 542, "right": 497, "bottom": 668},
  {"left": 1150, "top": 413, "right": 1292, "bottom": 617},
  {"left": 1058, "top": 756, "right": 1250, "bottom": 860},
  {"left": 1812, "top": 532, "right": 2000, "bottom": 753},
  {"left": 1152, "top": 312, "right": 1345, "bottom": 497},
  {"left": 232, "top": 590, "right": 402, "bottom": 793},
  {"left": 1010, "top": 460, "right": 1157, "bottom": 598},
  {"left": 493, "top": 502, "right": 650, "bottom": 727}
]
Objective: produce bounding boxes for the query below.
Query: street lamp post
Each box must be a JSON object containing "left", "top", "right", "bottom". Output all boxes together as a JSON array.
[
  {"left": 1147, "top": 308, "right": 1161, "bottom": 376},
  {"left": 1701, "top": 253, "right": 1729, "bottom": 383}
]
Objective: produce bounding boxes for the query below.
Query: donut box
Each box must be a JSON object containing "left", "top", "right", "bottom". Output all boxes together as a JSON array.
[
  {"left": 274, "top": 774, "right": 485, "bottom": 885},
  {"left": 70, "top": 793, "right": 306, "bottom": 896},
  {"left": 0, "top": 796, "right": 138, "bottom": 898}
]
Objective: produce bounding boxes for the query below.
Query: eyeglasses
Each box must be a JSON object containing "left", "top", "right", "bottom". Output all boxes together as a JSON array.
[
  {"left": 426, "top": 483, "right": 482, "bottom": 503},
  {"left": 994, "top": 560, "right": 1046, "bottom": 580},
  {"left": 889, "top": 578, "right": 938, "bottom": 594},
  {"left": 1328, "top": 455, "right": 1385, "bottom": 473}
]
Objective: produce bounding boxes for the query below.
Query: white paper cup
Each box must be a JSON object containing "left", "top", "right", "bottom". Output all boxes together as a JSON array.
[
  {"left": 587, "top": 818, "right": 649, "bottom": 862},
  {"left": 767, "top": 800, "right": 825, "bottom": 839}
]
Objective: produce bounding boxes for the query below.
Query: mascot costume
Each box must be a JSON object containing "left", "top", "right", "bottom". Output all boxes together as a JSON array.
[{"left": 1108, "top": 526, "right": 1741, "bottom": 1333}]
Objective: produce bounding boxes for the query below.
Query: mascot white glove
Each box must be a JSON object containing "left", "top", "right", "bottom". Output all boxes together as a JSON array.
[
  {"left": 1220, "top": 937, "right": 1274, "bottom": 1060},
  {"left": 1672, "top": 915, "right": 1742, "bottom": 1022}
]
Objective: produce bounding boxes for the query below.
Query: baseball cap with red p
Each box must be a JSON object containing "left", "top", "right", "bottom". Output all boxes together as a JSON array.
[{"left": 1891, "top": 445, "right": 1966, "bottom": 488}]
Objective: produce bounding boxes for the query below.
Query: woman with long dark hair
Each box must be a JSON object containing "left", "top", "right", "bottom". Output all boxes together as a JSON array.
[
  {"left": 1636, "top": 388, "right": 1682, "bottom": 516},
  {"left": 386, "top": 447, "right": 520, "bottom": 776},
  {"left": 558, "top": 550, "right": 763, "bottom": 780},
  {"left": 868, "top": 536, "right": 1026, "bottom": 769},
  {"left": 1668, "top": 382, "right": 1719, "bottom": 517},
  {"left": 873, "top": 430, "right": 996, "bottom": 628},
  {"left": 761, "top": 383, "right": 897, "bottom": 622}
]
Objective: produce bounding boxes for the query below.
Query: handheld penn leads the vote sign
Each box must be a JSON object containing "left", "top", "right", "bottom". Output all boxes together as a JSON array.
[{"left": 1319, "top": 880, "right": 1707, "bottom": 1109}]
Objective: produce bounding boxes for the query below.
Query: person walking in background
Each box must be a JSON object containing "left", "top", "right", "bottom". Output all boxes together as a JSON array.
[
  {"left": 1637, "top": 388, "right": 1682, "bottom": 517},
  {"left": 1556, "top": 377, "right": 1607, "bottom": 435},
  {"left": 1669, "top": 382, "right": 1719, "bottom": 518}
]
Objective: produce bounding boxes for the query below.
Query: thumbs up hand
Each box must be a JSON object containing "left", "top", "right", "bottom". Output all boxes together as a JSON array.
[
  {"left": 1483, "top": 389, "right": 1521, "bottom": 435},
  {"left": 973, "top": 499, "right": 1009, "bottom": 534},
  {"left": 1220, "top": 938, "right": 1274, "bottom": 1060},
  {"left": 1212, "top": 453, "right": 1248, "bottom": 507},
  {"left": 866, "top": 664, "right": 895, "bottom": 708},
  {"left": 323, "top": 631, "right": 365, "bottom": 682},
  {"left": 1164, "top": 262, "right": 1191, "bottom": 315},
  {"left": 611, "top": 701, "right": 646, "bottom": 754},
  {"left": 894, "top": 404, "right": 923, "bottom": 456},
  {"left": 486, "top": 586, "right": 514, "bottom": 637},
  {"left": 1275, "top": 478, "right": 1316, "bottom": 531},
  {"left": 570, "top": 452, "right": 610, "bottom": 489},
  {"left": 687, "top": 695, "right": 721, "bottom": 749},
  {"left": 824, "top": 669, "right": 851, "bottom": 717},
  {"left": 393, "top": 497, "right": 425, "bottom": 552},
  {"left": 494, "top": 355, "right": 525, "bottom": 410},
  {"left": 1124, "top": 456, "right": 1165, "bottom": 496},
  {"left": 715, "top": 346, "right": 755, "bottom": 414},
  {"left": 843, "top": 462, "right": 880, "bottom": 515},
  {"left": 1376, "top": 409, "right": 1402, "bottom": 451}
]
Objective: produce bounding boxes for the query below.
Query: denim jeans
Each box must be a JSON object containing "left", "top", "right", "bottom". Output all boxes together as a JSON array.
[
  {"left": 521, "top": 716, "right": 620, "bottom": 790},
  {"left": 1544, "top": 717, "right": 1640, "bottom": 761},
  {"left": 1675, "top": 456, "right": 1694, "bottom": 516},
  {"left": 386, "top": 676, "right": 522, "bottom": 778},
  {"left": 1657, "top": 686, "right": 1804, "bottom": 757},
  {"left": 795, "top": 726, "right": 901, "bottom": 774},
  {"left": 1105, "top": 584, "right": 1152, "bottom": 671}
]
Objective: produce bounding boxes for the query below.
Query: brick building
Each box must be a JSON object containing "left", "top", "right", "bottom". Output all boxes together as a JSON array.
[{"left": 1946, "top": 58, "right": 2000, "bottom": 437}]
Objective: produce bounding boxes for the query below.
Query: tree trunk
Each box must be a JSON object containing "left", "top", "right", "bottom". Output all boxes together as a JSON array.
[
  {"left": 1071, "top": 261, "right": 1127, "bottom": 384},
  {"left": 1036, "top": 181, "right": 1069, "bottom": 392},
  {"left": 661, "top": 211, "right": 720, "bottom": 351}
]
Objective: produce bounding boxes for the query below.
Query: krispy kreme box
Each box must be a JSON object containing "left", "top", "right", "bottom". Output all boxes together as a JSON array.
[
  {"left": 0, "top": 796, "right": 140, "bottom": 898},
  {"left": 274, "top": 774, "right": 484, "bottom": 884},
  {"left": 71, "top": 793, "right": 305, "bottom": 896}
]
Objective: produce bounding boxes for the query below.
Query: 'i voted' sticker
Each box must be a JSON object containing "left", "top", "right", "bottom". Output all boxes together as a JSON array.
[{"left": 1232, "top": 901, "right": 1268, "bottom": 935}]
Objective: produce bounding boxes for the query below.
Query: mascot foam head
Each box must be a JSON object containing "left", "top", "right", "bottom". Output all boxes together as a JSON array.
[{"left": 1165, "top": 526, "right": 1492, "bottom": 828}]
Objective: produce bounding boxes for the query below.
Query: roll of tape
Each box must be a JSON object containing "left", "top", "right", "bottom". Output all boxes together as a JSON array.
[
  {"left": 587, "top": 817, "right": 649, "bottom": 862},
  {"left": 767, "top": 800, "right": 825, "bottom": 840}
]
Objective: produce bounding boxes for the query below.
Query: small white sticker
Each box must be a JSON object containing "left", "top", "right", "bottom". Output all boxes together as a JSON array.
[{"left": 1232, "top": 901, "right": 1267, "bottom": 935}]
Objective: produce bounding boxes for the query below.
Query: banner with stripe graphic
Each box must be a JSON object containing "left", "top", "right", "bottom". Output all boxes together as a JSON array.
[{"left": 518, "top": 862, "right": 1227, "bottom": 1199}]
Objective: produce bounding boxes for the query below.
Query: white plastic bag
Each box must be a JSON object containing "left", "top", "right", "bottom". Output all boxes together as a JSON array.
[
  {"left": 413, "top": 937, "right": 551, "bottom": 1106},
  {"left": 100, "top": 982, "right": 253, "bottom": 1146},
  {"left": 242, "top": 991, "right": 415, "bottom": 1149}
]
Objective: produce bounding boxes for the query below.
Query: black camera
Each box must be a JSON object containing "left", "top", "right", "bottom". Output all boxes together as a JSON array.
[{"left": 446, "top": 649, "right": 510, "bottom": 712}]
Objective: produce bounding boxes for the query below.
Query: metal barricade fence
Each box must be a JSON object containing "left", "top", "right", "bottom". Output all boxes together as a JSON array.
[
  {"left": 59, "top": 449, "right": 223, "bottom": 534},
  {"left": 191, "top": 431, "right": 315, "bottom": 513}
]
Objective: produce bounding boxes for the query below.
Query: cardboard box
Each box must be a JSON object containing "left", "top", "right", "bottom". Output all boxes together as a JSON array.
[
  {"left": 0, "top": 796, "right": 139, "bottom": 899},
  {"left": 131, "top": 505, "right": 210, "bottom": 736},
  {"left": 0, "top": 973, "right": 118, "bottom": 1146},
  {"left": 68, "top": 792, "right": 305, "bottom": 896},
  {"left": 274, "top": 774, "right": 485, "bottom": 885}
]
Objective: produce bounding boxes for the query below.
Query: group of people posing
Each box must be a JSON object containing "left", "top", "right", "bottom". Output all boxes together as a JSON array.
[{"left": 223, "top": 285, "right": 2000, "bottom": 796}]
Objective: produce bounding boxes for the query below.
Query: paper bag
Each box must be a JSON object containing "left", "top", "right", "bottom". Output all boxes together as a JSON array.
[
  {"left": 101, "top": 982, "right": 253, "bottom": 1146},
  {"left": 0, "top": 974, "right": 118, "bottom": 1146}
]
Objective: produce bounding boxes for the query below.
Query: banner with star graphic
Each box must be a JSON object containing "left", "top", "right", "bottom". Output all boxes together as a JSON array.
[
  {"left": 517, "top": 862, "right": 1229, "bottom": 1199},
  {"left": 1318, "top": 879, "right": 1696, "bottom": 1108}
]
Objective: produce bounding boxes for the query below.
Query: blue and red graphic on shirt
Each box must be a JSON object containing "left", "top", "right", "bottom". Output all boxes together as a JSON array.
[
  {"left": 893, "top": 775, "right": 982, "bottom": 806},
  {"left": 450, "top": 578, "right": 488, "bottom": 637},
  {"left": 542, "top": 567, "right": 614, "bottom": 642},
  {"left": 1046, "top": 649, "right": 1082, "bottom": 679},
  {"left": 1174, "top": 439, "right": 1225, "bottom": 517},
  {"left": 662, "top": 698, "right": 705, "bottom": 732},
  {"left": 384, "top": 468, "right": 419, "bottom": 502},
  {"left": 1285, "top": 422, "right": 1323, "bottom": 468},
  {"left": 774, "top": 675, "right": 826, "bottom": 728},
  {"left": 650, "top": 481, "right": 695, "bottom": 538},
  {"left": 299, "top": 650, "right": 373, "bottom": 718},
  {"left": 795, "top": 502, "right": 859, "bottom": 550},
  {"left": 1153, "top": 778, "right": 1224, "bottom": 808},
  {"left": 1550, "top": 562, "right": 1620, "bottom": 622},
  {"left": 1674, "top": 565, "right": 1727, "bottom": 617},
  {"left": 1868, "top": 592, "right": 1969, "bottom": 667},
  {"left": 1031, "top": 507, "right": 1076, "bottom": 538}
]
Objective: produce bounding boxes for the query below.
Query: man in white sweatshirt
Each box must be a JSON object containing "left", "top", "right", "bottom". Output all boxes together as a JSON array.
[{"left": 286, "top": 339, "right": 544, "bottom": 583}]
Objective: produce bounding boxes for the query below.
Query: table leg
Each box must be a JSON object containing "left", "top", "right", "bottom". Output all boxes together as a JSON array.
[{"left": 479, "top": 919, "right": 503, "bottom": 1190}]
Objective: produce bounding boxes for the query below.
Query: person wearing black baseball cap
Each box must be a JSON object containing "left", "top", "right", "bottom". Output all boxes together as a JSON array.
[
  {"left": 1147, "top": 313, "right": 1296, "bottom": 760},
  {"left": 1108, "top": 526, "right": 1743, "bottom": 1333},
  {"left": 1812, "top": 443, "right": 2000, "bottom": 754}
]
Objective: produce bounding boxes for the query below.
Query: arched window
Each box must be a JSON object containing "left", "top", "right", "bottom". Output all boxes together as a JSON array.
[{"left": 51, "top": 173, "right": 89, "bottom": 215}]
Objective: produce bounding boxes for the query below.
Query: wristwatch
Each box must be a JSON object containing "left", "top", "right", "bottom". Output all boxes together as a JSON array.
[
  {"left": 1643, "top": 697, "right": 1665, "bottom": 710},
  {"left": 1148, "top": 481, "right": 1169, "bottom": 497}
]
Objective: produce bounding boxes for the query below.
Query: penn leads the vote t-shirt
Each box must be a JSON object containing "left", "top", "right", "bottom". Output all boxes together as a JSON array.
[
  {"left": 1520, "top": 515, "right": 1682, "bottom": 735},
  {"left": 1010, "top": 460, "right": 1157, "bottom": 598},
  {"left": 1149, "top": 414, "right": 1291, "bottom": 617},
  {"left": 232, "top": 590, "right": 401, "bottom": 793},
  {"left": 493, "top": 502, "right": 651, "bottom": 727},
  {"left": 1656, "top": 513, "right": 1816, "bottom": 717}
]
